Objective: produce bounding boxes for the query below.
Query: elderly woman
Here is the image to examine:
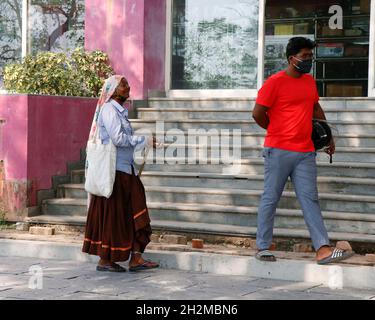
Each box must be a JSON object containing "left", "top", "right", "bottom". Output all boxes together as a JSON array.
[{"left": 82, "top": 75, "right": 159, "bottom": 272}]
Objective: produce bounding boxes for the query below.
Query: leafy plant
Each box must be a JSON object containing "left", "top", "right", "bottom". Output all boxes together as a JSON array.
[
  {"left": 3, "top": 47, "right": 114, "bottom": 97},
  {"left": 0, "top": 209, "right": 6, "bottom": 227}
]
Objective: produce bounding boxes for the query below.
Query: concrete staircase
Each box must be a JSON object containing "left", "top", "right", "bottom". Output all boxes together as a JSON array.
[{"left": 27, "top": 97, "right": 375, "bottom": 245}]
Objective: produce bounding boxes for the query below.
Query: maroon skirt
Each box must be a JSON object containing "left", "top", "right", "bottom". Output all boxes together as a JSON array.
[{"left": 82, "top": 170, "right": 152, "bottom": 262}]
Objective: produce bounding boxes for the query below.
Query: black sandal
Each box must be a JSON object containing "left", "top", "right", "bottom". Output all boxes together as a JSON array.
[
  {"left": 96, "top": 263, "right": 127, "bottom": 272},
  {"left": 129, "top": 260, "right": 160, "bottom": 272}
]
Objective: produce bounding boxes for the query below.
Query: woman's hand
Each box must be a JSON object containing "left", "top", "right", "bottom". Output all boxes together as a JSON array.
[
  {"left": 152, "top": 136, "right": 158, "bottom": 149},
  {"left": 147, "top": 135, "right": 163, "bottom": 149}
]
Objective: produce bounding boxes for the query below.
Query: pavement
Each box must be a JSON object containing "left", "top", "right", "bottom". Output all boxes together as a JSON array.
[
  {"left": 1, "top": 256, "right": 375, "bottom": 300},
  {"left": 0, "top": 228, "right": 375, "bottom": 300}
]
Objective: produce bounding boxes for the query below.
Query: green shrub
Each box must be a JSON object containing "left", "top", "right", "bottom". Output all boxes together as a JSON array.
[{"left": 3, "top": 48, "right": 114, "bottom": 97}]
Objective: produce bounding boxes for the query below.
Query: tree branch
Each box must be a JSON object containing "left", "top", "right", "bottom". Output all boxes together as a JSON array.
[
  {"left": 44, "top": 0, "right": 78, "bottom": 50},
  {"left": 5, "top": 0, "right": 22, "bottom": 33}
]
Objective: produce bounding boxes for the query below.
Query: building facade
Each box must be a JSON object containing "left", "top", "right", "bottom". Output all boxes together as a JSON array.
[
  {"left": 1, "top": 0, "right": 374, "bottom": 98},
  {"left": 85, "top": 0, "right": 375, "bottom": 99}
]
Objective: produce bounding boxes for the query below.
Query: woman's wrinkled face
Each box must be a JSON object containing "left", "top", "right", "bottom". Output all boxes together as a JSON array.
[{"left": 113, "top": 78, "right": 130, "bottom": 102}]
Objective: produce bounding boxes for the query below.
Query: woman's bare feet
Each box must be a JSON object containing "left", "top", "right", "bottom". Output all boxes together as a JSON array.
[
  {"left": 99, "top": 258, "right": 117, "bottom": 266},
  {"left": 96, "top": 259, "right": 126, "bottom": 272},
  {"left": 129, "top": 252, "right": 147, "bottom": 268},
  {"left": 98, "top": 258, "right": 112, "bottom": 266},
  {"left": 129, "top": 252, "right": 159, "bottom": 270}
]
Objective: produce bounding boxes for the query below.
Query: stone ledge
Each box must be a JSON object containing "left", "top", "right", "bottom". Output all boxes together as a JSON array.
[
  {"left": 0, "top": 230, "right": 373, "bottom": 267},
  {"left": 0, "top": 238, "right": 374, "bottom": 290}
]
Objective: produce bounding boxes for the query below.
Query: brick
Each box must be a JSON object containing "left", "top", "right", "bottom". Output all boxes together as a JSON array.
[
  {"left": 15, "top": 222, "right": 30, "bottom": 232},
  {"left": 192, "top": 239, "right": 204, "bottom": 249},
  {"left": 293, "top": 243, "right": 313, "bottom": 253},
  {"left": 249, "top": 239, "right": 257, "bottom": 250},
  {"left": 29, "top": 227, "right": 55, "bottom": 236},
  {"left": 365, "top": 254, "right": 375, "bottom": 263},
  {"left": 269, "top": 243, "right": 277, "bottom": 251},
  {"left": 249, "top": 240, "right": 275, "bottom": 250},
  {"left": 159, "top": 234, "right": 187, "bottom": 245},
  {"left": 336, "top": 241, "right": 352, "bottom": 251},
  {"left": 150, "top": 234, "right": 160, "bottom": 243}
]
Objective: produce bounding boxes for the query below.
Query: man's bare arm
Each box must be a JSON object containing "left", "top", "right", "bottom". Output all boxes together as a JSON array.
[
  {"left": 313, "top": 102, "right": 326, "bottom": 120},
  {"left": 252, "top": 104, "right": 270, "bottom": 129}
]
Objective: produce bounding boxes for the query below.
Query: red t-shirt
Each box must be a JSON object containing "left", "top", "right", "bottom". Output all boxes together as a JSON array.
[{"left": 255, "top": 71, "right": 319, "bottom": 152}]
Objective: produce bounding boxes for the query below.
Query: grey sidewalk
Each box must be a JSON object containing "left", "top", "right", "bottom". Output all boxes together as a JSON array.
[
  {"left": 1, "top": 237, "right": 375, "bottom": 290},
  {"left": 1, "top": 256, "right": 375, "bottom": 300}
]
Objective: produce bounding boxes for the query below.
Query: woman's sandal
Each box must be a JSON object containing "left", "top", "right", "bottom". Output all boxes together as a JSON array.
[
  {"left": 129, "top": 260, "right": 160, "bottom": 272},
  {"left": 255, "top": 250, "right": 277, "bottom": 262},
  {"left": 317, "top": 248, "right": 354, "bottom": 265},
  {"left": 96, "top": 263, "right": 127, "bottom": 272}
]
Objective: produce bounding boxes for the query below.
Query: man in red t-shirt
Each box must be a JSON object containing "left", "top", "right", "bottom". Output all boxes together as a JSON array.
[{"left": 252, "top": 37, "right": 353, "bottom": 264}]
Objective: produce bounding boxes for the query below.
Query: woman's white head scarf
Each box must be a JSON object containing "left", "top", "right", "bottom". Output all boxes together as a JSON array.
[{"left": 88, "top": 75, "right": 125, "bottom": 140}]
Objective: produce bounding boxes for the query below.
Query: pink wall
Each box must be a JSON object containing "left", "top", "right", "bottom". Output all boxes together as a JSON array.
[
  {"left": 27, "top": 96, "right": 97, "bottom": 205},
  {"left": 0, "top": 95, "right": 29, "bottom": 217},
  {"left": 85, "top": 0, "right": 166, "bottom": 99},
  {"left": 0, "top": 95, "right": 97, "bottom": 214},
  {"left": 0, "top": 95, "right": 28, "bottom": 181}
]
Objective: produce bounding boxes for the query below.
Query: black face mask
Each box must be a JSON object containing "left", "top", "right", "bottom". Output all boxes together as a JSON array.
[{"left": 293, "top": 57, "right": 313, "bottom": 74}]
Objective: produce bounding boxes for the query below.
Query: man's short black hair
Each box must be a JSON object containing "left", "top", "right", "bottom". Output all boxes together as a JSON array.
[{"left": 286, "top": 37, "right": 316, "bottom": 61}]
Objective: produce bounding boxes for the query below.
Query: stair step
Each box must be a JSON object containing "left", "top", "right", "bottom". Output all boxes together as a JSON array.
[
  {"left": 47, "top": 184, "right": 375, "bottom": 214},
  {"left": 139, "top": 108, "right": 375, "bottom": 121},
  {"left": 147, "top": 97, "right": 375, "bottom": 109},
  {"left": 108, "top": 130, "right": 375, "bottom": 148},
  {"left": 25, "top": 215, "right": 375, "bottom": 243},
  {"left": 147, "top": 202, "right": 375, "bottom": 221},
  {"left": 67, "top": 171, "right": 375, "bottom": 196},
  {"left": 144, "top": 186, "right": 375, "bottom": 214},
  {"left": 141, "top": 158, "right": 375, "bottom": 178},
  {"left": 41, "top": 198, "right": 87, "bottom": 216},
  {"left": 140, "top": 172, "right": 375, "bottom": 196},
  {"left": 148, "top": 97, "right": 256, "bottom": 109},
  {"left": 147, "top": 202, "right": 375, "bottom": 235},
  {"left": 71, "top": 159, "right": 375, "bottom": 181},
  {"left": 151, "top": 220, "right": 375, "bottom": 243},
  {"left": 141, "top": 145, "right": 375, "bottom": 162},
  {"left": 26, "top": 214, "right": 86, "bottom": 225},
  {"left": 131, "top": 119, "right": 375, "bottom": 135}
]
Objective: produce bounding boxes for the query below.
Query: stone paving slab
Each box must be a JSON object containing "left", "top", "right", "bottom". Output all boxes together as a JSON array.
[
  {"left": 0, "top": 257, "right": 374, "bottom": 300},
  {"left": 242, "top": 289, "right": 364, "bottom": 300},
  {"left": 306, "top": 286, "right": 375, "bottom": 300}
]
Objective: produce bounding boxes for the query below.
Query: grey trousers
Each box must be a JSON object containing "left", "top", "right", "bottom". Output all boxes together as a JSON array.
[{"left": 256, "top": 147, "right": 330, "bottom": 251}]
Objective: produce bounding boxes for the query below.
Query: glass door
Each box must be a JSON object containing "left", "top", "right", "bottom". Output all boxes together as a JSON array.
[
  {"left": 369, "top": 0, "right": 375, "bottom": 97},
  {"left": 167, "top": 0, "right": 263, "bottom": 97},
  {"left": 264, "top": 0, "right": 371, "bottom": 97}
]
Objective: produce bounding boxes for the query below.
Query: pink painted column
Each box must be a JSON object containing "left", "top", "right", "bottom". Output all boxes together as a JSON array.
[
  {"left": 0, "top": 95, "right": 28, "bottom": 181},
  {"left": 144, "top": 0, "right": 166, "bottom": 96},
  {"left": 0, "top": 95, "right": 29, "bottom": 217},
  {"left": 85, "top": 0, "right": 166, "bottom": 99}
]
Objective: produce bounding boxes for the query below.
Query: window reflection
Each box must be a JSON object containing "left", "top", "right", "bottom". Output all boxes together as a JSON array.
[
  {"left": 172, "top": 0, "right": 259, "bottom": 90},
  {"left": 264, "top": 0, "right": 370, "bottom": 97},
  {"left": 0, "top": 0, "right": 22, "bottom": 86},
  {"left": 29, "top": 0, "right": 84, "bottom": 54}
]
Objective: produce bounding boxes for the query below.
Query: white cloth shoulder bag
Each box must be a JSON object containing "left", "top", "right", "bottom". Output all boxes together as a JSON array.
[{"left": 84, "top": 113, "right": 117, "bottom": 198}]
